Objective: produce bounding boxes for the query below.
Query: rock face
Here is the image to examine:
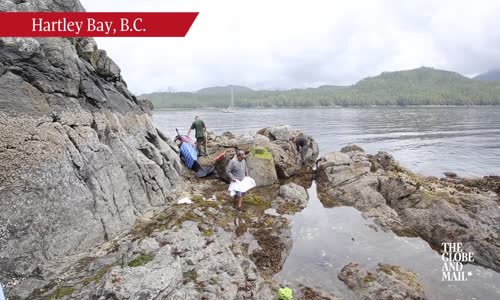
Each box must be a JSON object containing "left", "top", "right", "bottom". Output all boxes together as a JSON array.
[
  {"left": 316, "top": 145, "right": 500, "bottom": 272},
  {"left": 0, "top": 0, "right": 183, "bottom": 286},
  {"left": 338, "top": 262, "right": 425, "bottom": 300}
]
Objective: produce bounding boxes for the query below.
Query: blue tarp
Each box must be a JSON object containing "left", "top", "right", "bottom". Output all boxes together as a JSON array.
[{"left": 179, "top": 142, "right": 198, "bottom": 169}]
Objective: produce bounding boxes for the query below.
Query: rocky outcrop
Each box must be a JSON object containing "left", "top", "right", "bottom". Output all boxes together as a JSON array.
[
  {"left": 12, "top": 175, "right": 296, "bottom": 299},
  {"left": 0, "top": 0, "right": 183, "bottom": 290},
  {"left": 272, "top": 183, "right": 309, "bottom": 214},
  {"left": 210, "top": 126, "right": 319, "bottom": 185},
  {"left": 78, "top": 222, "right": 274, "bottom": 300},
  {"left": 338, "top": 262, "right": 425, "bottom": 300},
  {"left": 316, "top": 145, "right": 500, "bottom": 272},
  {"left": 443, "top": 175, "right": 500, "bottom": 197}
]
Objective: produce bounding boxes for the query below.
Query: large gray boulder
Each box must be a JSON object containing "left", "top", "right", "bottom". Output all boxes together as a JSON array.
[
  {"left": 0, "top": 0, "right": 183, "bottom": 289},
  {"left": 246, "top": 147, "right": 278, "bottom": 187},
  {"left": 316, "top": 145, "right": 500, "bottom": 273},
  {"left": 272, "top": 183, "right": 309, "bottom": 213},
  {"left": 338, "top": 262, "right": 425, "bottom": 300}
]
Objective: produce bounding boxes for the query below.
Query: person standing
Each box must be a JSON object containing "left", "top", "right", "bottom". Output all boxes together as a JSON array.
[
  {"left": 187, "top": 115, "right": 208, "bottom": 156},
  {"left": 226, "top": 150, "right": 249, "bottom": 211}
]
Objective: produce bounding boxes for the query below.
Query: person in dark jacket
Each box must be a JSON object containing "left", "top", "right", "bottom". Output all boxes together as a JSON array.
[
  {"left": 291, "top": 134, "right": 310, "bottom": 165},
  {"left": 187, "top": 116, "right": 208, "bottom": 156}
]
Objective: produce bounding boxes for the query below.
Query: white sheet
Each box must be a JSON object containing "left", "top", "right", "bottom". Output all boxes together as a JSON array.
[{"left": 228, "top": 176, "right": 256, "bottom": 197}]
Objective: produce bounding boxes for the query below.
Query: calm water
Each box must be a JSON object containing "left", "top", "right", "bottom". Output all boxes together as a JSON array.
[
  {"left": 154, "top": 106, "right": 500, "bottom": 177},
  {"left": 275, "top": 184, "right": 500, "bottom": 300},
  {"left": 154, "top": 107, "right": 500, "bottom": 299}
]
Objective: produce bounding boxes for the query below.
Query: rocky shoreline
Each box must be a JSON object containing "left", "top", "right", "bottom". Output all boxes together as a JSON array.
[
  {"left": 1, "top": 1, "right": 499, "bottom": 299},
  {"left": 4, "top": 127, "right": 499, "bottom": 299},
  {"left": 316, "top": 145, "right": 500, "bottom": 273}
]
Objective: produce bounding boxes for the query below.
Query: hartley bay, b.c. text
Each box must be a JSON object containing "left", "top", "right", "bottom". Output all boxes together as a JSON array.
[{"left": 32, "top": 17, "right": 144, "bottom": 35}]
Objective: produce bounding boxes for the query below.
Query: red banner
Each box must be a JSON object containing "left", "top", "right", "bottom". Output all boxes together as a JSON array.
[{"left": 0, "top": 12, "right": 198, "bottom": 37}]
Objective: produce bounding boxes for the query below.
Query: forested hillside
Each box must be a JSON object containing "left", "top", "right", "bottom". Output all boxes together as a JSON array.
[{"left": 141, "top": 67, "right": 500, "bottom": 108}]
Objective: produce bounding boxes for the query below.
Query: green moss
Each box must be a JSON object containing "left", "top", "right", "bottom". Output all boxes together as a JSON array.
[
  {"left": 209, "top": 277, "right": 219, "bottom": 285},
  {"left": 45, "top": 286, "right": 74, "bottom": 299},
  {"left": 276, "top": 202, "right": 300, "bottom": 215},
  {"left": 202, "top": 228, "right": 214, "bottom": 237},
  {"left": 128, "top": 254, "right": 154, "bottom": 267},
  {"left": 183, "top": 270, "right": 198, "bottom": 282},
  {"left": 176, "top": 211, "right": 203, "bottom": 226},
  {"left": 251, "top": 147, "right": 273, "bottom": 160},
  {"left": 377, "top": 264, "right": 422, "bottom": 290},
  {"left": 198, "top": 200, "right": 219, "bottom": 209},
  {"left": 81, "top": 264, "right": 113, "bottom": 286},
  {"left": 243, "top": 195, "right": 271, "bottom": 209},
  {"left": 363, "top": 274, "right": 376, "bottom": 284},
  {"left": 191, "top": 194, "right": 204, "bottom": 202}
]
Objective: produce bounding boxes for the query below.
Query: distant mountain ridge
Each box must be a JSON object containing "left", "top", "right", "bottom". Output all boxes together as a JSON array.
[
  {"left": 140, "top": 67, "right": 500, "bottom": 108},
  {"left": 474, "top": 69, "right": 500, "bottom": 81},
  {"left": 197, "top": 85, "right": 254, "bottom": 95}
]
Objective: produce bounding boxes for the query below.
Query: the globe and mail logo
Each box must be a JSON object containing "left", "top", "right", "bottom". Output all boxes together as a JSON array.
[{"left": 441, "top": 242, "right": 475, "bottom": 281}]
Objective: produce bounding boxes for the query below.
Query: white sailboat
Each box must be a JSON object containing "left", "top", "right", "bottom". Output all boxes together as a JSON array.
[{"left": 222, "top": 87, "right": 236, "bottom": 113}]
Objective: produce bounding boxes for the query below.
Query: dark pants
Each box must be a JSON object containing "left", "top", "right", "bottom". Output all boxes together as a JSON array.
[
  {"left": 298, "top": 139, "right": 310, "bottom": 162},
  {"left": 196, "top": 136, "right": 207, "bottom": 155}
]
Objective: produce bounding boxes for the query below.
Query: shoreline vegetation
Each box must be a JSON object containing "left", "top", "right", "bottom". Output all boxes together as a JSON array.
[{"left": 140, "top": 67, "right": 500, "bottom": 109}]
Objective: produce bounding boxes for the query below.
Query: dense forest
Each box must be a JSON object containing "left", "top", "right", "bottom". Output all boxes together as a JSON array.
[{"left": 140, "top": 67, "right": 500, "bottom": 108}]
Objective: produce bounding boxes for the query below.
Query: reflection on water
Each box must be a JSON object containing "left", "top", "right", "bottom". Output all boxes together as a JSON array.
[
  {"left": 275, "top": 183, "right": 500, "bottom": 300},
  {"left": 154, "top": 106, "right": 500, "bottom": 177}
]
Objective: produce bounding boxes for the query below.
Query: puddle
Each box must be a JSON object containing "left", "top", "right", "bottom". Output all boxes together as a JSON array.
[{"left": 275, "top": 182, "right": 500, "bottom": 300}]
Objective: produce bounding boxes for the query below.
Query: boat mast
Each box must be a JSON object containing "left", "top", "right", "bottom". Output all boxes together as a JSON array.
[{"left": 231, "top": 86, "right": 234, "bottom": 108}]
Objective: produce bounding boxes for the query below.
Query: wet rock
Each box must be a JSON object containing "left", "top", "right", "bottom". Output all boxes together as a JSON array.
[
  {"left": 298, "top": 285, "right": 338, "bottom": 300},
  {"left": 338, "top": 262, "right": 425, "bottom": 300},
  {"left": 448, "top": 175, "right": 500, "bottom": 196},
  {"left": 317, "top": 145, "right": 500, "bottom": 272},
  {"left": 443, "top": 171, "right": 458, "bottom": 178},
  {"left": 273, "top": 183, "right": 309, "bottom": 214},
  {"left": 250, "top": 216, "right": 293, "bottom": 275},
  {"left": 340, "top": 144, "right": 365, "bottom": 154}
]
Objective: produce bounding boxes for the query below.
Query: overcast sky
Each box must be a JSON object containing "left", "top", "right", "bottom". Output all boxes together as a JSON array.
[{"left": 80, "top": 0, "right": 500, "bottom": 94}]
